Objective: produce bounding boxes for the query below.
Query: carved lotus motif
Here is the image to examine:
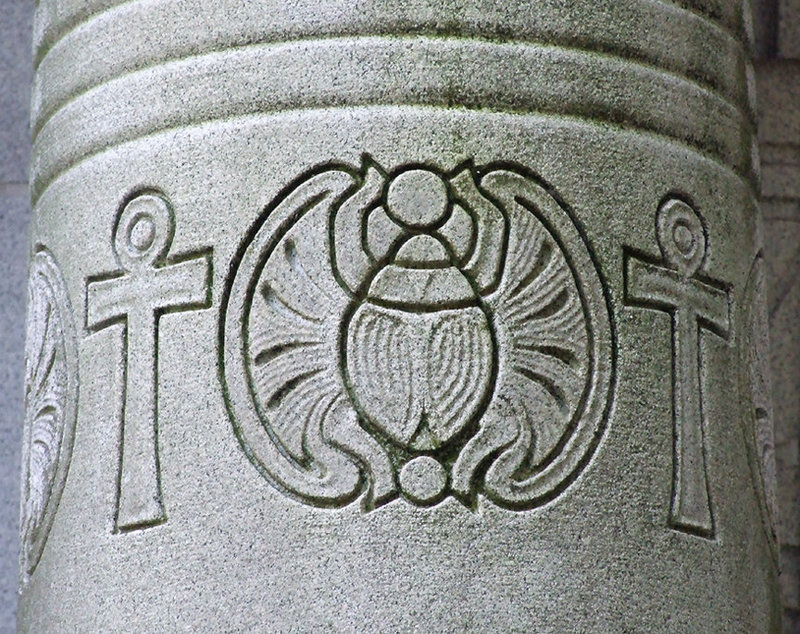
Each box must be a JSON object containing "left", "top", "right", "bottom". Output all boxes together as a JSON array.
[{"left": 222, "top": 157, "right": 613, "bottom": 510}]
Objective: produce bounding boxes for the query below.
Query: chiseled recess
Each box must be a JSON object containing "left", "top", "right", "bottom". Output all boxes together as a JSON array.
[
  {"left": 30, "top": 36, "right": 753, "bottom": 206},
  {"left": 30, "top": 0, "right": 753, "bottom": 137}
]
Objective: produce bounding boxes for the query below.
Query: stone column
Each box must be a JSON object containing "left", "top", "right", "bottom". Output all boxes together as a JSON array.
[{"left": 19, "top": 1, "right": 781, "bottom": 630}]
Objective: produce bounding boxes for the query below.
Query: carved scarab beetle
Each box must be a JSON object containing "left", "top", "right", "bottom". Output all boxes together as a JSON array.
[
  {"left": 222, "top": 156, "right": 613, "bottom": 511},
  {"left": 335, "top": 165, "right": 504, "bottom": 459}
]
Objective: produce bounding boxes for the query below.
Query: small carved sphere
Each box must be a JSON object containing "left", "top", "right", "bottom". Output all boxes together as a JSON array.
[
  {"left": 129, "top": 216, "right": 156, "bottom": 252},
  {"left": 399, "top": 456, "right": 447, "bottom": 504},
  {"left": 672, "top": 223, "right": 694, "bottom": 255},
  {"left": 386, "top": 169, "right": 450, "bottom": 229}
]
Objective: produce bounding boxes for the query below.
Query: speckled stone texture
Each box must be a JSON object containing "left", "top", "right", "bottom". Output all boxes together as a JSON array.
[
  {"left": 7, "top": 0, "right": 795, "bottom": 632},
  {"left": 0, "top": 189, "right": 30, "bottom": 633},
  {"left": 777, "top": 0, "right": 800, "bottom": 58}
]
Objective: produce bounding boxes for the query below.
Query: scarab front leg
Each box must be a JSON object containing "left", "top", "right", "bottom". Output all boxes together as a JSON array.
[
  {"left": 330, "top": 162, "right": 391, "bottom": 296},
  {"left": 450, "top": 164, "right": 509, "bottom": 294}
]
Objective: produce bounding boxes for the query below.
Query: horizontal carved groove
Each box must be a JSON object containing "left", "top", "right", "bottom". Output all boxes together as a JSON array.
[
  {"left": 33, "top": 0, "right": 751, "bottom": 134},
  {"left": 30, "top": 36, "right": 755, "bottom": 205},
  {"left": 33, "top": 105, "right": 751, "bottom": 212},
  {"left": 667, "top": 0, "right": 742, "bottom": 34}
]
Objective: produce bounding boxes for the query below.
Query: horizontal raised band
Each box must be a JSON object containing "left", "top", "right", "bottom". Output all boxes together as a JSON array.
[
  {"left": 31, "top": 35, "right": 755, "bottom": 204},
  {"left": 32, "top": 0, "right": 753, "bottom": 139},
  {"left": 32, "top": 0, "right": 750, "bottom": 74}
]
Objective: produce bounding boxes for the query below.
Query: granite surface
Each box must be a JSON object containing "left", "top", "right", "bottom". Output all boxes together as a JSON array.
[
  {"left": 778, "top": 0, "right": 800, "bottom": 58},
  {"left": 13, "top": 0, "right": 781, "bottom": 631},
  {"left": 1, "top": 1, "right": 799, "bottom": 632},
  {"left": 0, "top": 190, "right": 29, "bottom": 634}
]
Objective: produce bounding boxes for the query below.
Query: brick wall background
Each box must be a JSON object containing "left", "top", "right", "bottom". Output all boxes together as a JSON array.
[{"left": 1, "top": 2, "right": 798, "bottom": 631}]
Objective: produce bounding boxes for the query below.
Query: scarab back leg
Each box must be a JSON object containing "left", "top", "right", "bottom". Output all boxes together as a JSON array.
[
  {"left": 323, "top": 397, "right": 397, "bottom": 508},
  {"left": 451, "top": 394, "right": 522, "bottom": 505}
]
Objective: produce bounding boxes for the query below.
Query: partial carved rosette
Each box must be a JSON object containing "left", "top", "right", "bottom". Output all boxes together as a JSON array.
[
  {"left": 19, "top": 248, "right": 79, "bottom": 585},
  {"left": 738, "top": 253, "right": 779, "bottom": 555}
]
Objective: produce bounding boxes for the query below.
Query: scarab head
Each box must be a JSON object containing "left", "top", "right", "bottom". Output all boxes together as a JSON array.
[
  {"left": 384, "top": 168, "right": 452, "bottom": 231},
  {"left": 368, "top": 168, "right": 478, "bottom": 311}
]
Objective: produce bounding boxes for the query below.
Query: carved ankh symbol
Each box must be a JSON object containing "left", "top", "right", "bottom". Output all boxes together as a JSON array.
[
  {"left": 625, "top": 198, "right": 730, "bottom": 538},
  {"left": 86, "top": 193, "right": 211, "bottom": 531}
]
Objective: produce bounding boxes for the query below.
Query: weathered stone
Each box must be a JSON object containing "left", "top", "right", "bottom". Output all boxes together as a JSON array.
[
  {"left": 18, "top": 1, "right": 783, "bottom": 631},
  {"left": 757, "top": 62, "right": 800, "bottom": 144},
  {"left": 762, "top": 163, "right": 800, "bottom": 200},
  {"left": 764, "top": 219, "right": 800, "bottom": 550},
  {"left": 0, "top": 4, "right": 35, "bottom": 630},
  {"left": 758, "top": 55, "right": 800, "bottom": 628}
]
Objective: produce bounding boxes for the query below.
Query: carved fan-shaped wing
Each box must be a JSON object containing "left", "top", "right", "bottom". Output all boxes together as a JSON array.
[
  {"left": 224, "top": 168, "right": 395, "bottom": 508},
  {"left": 496, "top": 207, "right": 588, "bottom": 466},
  {"left": 460, "top": 168, "right": 612, "bottom": 508},
  {"left": 247, "top": 241, "right": 336, "bottom": 464}
]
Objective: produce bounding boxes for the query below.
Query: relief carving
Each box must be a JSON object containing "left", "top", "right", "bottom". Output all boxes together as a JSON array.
[
  {"left": 738, "top": 253, "right": 778, "bottom": 554},
  {"left": 221, "top": 157, "right": 614, "bottom": 510},
  {"left": 624, "top": 198, "right": 731, "bottom": 538},
  {"left": 20, "top": 247, "right": 79, "bottom": 585},
  {"left": 85, "top": 192, "right": 212, "bottom": 531}
]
